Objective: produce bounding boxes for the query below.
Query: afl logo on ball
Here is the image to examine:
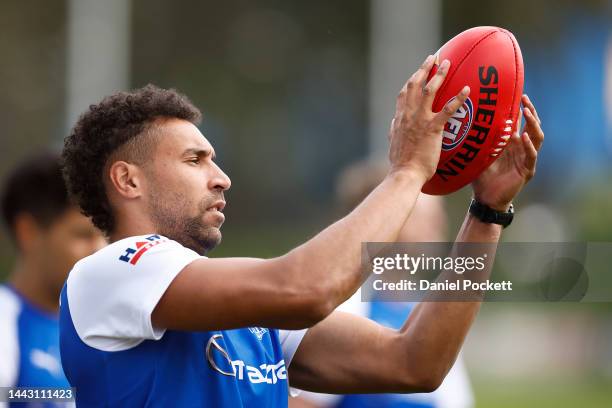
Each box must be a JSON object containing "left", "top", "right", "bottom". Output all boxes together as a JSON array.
[{"left": 442, "top": 97, "right": 473, "bottom": 151}]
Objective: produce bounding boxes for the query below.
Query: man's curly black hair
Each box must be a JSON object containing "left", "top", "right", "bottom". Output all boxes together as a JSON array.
[{"left": 62, "top": 84, "right": 202, "bottom": 235}]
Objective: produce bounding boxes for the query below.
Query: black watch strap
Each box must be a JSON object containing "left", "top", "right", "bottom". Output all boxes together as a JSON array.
[{"left": 469, "top": 199, "right": 514, "bottom": 228}]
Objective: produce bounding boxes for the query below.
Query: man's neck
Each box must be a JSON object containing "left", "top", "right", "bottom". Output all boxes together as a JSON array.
[
  {"left": 9, "top": 260, "right": 59, "bottom": 315},
  {"left": 108, "top": 216, "right": 157, "bottom": 244}
]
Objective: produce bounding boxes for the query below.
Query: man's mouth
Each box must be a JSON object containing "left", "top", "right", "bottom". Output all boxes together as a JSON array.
[{"left": 206, "top": 200, "right": 226, "bottom": 212}]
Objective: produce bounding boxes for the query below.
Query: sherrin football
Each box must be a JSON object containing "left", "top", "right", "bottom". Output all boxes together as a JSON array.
[{"left": 422, "top": 26, "right": 524, "bottom": 195}]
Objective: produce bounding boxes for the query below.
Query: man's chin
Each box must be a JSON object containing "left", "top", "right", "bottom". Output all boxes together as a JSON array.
[
  {"left": 207, "top": 228, "right": 222, "bottom": 247},
  {"left": 194, "top": 227, "right": 222, "bottom": 254},
  {"left": 165, "top": 225, "right": 222, "bottom": 256}
]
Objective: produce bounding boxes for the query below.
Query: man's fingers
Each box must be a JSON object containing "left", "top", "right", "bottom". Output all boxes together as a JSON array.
[
  {"left": 522, "top": 94, "right": 541, "bottom": 125},
  {"left": 523, "top": 106, "right": 544, "bottom": 151},
  {"left": 521, "top": 131, "right": 538, "bottom": 178},
  {"left": 421, "top": 59, "right": 451, "bottom": 107},
  {"left": 388, "top": 117, "right": 396, "bottom": 141},
  {"left": 396, "top": 55, "right": 435, "bottom": 113},
  {"left": 413, "top": 54, "right": 436, "bottom": 86},
  {"left": 434, "top": 86, "right": 470, "bottom": 126},
  {"left": 405, "top": 54, "right": 436, "bottom": 105}
]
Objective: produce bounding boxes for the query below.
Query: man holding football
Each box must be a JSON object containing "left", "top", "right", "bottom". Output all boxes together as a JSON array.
[{"left": 59, "top": 54, "right": 544, "bottom": 406}]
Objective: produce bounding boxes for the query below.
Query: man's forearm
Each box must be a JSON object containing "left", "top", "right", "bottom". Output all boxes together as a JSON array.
[
  {"left": 286, "top": 213, "right": 503, "bottom": 393},
  {"left": 284, "top": 169, "right": 425, "bottom": 314},
  {"left": 394, "top": 211, "right": 502, "bottom": 389},
  {"left": 281, "top": 55, "right": 470, "bottom": 319}
]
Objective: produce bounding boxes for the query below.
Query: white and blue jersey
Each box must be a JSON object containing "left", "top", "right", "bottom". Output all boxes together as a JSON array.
[
  {"left": 59, "top": 234, "right": 306, "bottom": 407},
  {"left": 0, "top": 285, "right": 71, "bottom": 408}
]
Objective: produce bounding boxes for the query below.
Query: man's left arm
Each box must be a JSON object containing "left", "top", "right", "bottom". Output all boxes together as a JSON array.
[
  {"left": 287, "top": 215, "right": 500, "bottom": 394},
  {"left": 287, "top": 95, "right": 544, "bottom": 394}
]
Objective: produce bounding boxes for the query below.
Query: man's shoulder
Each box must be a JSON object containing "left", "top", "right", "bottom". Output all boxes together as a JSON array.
[
  {"left": 0, "top": 285, "right": 22, "bottom": 316},
  {"left": 73, "top": 234, "right": 194, "bottom": 274},
  {"left": 62, "top": 234, "right": 202, "bottom": 352},
  {"left": 113, "top": 234, "right": 186, "bottom": 266},
  {"left": 0, "top": 285, "right": 58, "bottom": 326},
  {"left": 0, "top": 284, "right": 18, "bottom": 300},
  {"left": 0, "top": 285, "right": 21, "bottom": 386}
]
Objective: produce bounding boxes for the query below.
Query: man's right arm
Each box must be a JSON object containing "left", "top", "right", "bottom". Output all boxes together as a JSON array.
[
  {"left": 152, "top": 56, "right": 470, "bottom": 331},
  {"left": 153, "top": 170, "right": 424, "bottom": 331}
]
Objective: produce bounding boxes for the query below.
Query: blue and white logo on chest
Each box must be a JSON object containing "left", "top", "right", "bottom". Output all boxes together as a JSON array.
[{"left": 248, "top": 327, "right": 268, "bottom": 340}]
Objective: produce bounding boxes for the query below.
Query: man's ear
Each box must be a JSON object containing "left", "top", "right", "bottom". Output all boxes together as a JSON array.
[
  {"left": 108, "top": 161, "right": 145, "bottom": 199},
  {"left": 13, "top": 213, "right": 43, "bottom": 254}
]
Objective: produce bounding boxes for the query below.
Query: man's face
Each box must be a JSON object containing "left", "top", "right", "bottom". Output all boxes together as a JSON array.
[
  {"left": 144, "top": 119, "right": 231, "bottom": 254},
  {"left": 35, "top": 208, "right": 107, "bottom": 295}
]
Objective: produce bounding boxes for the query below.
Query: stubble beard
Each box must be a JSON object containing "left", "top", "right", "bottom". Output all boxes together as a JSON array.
[{"left": 148, "top": 188, "right": 222, "bottom": 255}]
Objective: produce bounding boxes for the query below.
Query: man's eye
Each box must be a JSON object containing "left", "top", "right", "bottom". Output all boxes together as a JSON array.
[{"left": 189, "top": 158, "right": 200, "bottom": 165}]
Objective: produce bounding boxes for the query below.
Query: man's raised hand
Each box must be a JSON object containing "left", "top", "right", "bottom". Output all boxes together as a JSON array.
[{"left": 388, "top": 54, "right": 470, "bottom": 183}]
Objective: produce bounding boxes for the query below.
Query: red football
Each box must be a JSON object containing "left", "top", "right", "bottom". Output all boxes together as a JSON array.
[{"left": 422, "top": 26, "right": 524, "bottom": 195}]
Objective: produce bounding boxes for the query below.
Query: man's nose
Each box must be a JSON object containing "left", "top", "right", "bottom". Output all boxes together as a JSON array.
[{"left": 208, "top": 161, "right": 231, "bottom": 191}]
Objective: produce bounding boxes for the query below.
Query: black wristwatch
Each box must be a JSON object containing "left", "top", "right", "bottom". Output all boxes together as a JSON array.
[{"left": 469, "top": 199, "right": 514, "bottom": 228}]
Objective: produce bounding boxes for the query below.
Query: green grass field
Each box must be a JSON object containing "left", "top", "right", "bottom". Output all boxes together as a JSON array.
[{"left": 473, "top": 375, "right": 611, "bottom": 408}]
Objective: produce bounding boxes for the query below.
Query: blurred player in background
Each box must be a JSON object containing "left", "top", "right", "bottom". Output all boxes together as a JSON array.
[
  {"left": 291, "top": 160, "right": 473, "bottom": 408},
  {"left": 0, "top": 152, "right": 105, "bottom": 407}
]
